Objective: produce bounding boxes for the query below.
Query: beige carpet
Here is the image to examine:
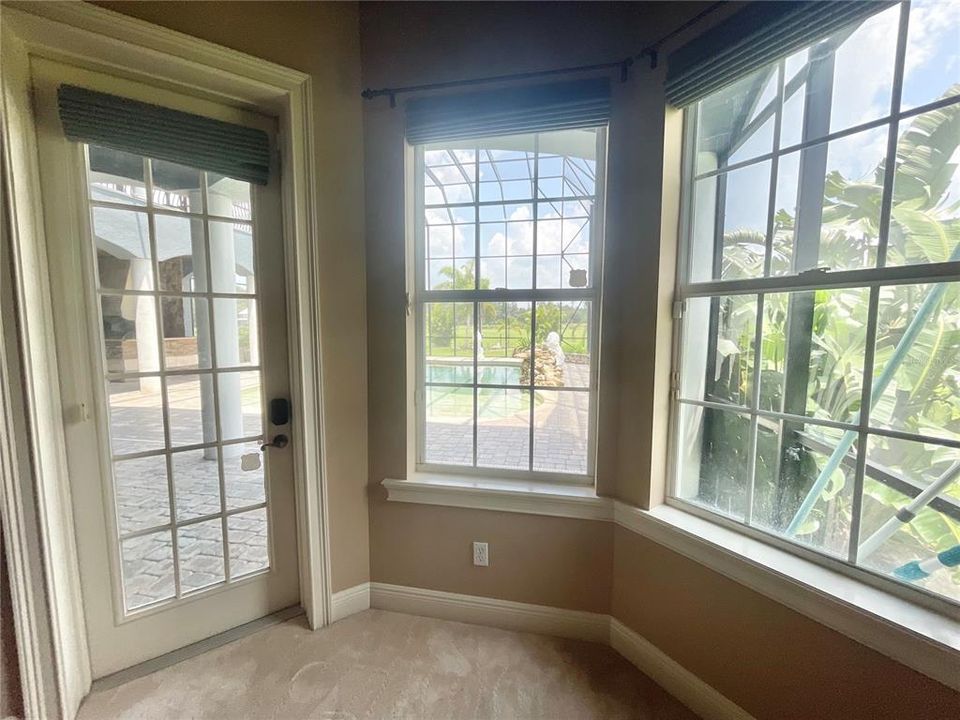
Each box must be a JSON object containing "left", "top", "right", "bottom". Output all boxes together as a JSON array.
[{"left": 78, "top": 609, "right": 700, "bottom": 720}]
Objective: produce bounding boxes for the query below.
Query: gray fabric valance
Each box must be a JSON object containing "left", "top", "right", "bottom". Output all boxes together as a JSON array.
[
  {"left": 665, "top": 1, "right": 895, "bottom": 108},
  {"left": 405, "top": 78, "right": 611, "bottom": 146},
  {"left": 57, "top": 85, "right": 270, "bottom": 185}
]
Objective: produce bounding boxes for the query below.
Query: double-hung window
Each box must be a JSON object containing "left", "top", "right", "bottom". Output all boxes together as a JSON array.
[
  {"left": 413, "top": 128, "right": 607, "bottom": 481},
  {"left": 671, "top": 0, "right": 960, "bottom": 609}
]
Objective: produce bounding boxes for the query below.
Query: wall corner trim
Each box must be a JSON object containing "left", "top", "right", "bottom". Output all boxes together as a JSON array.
[
  {"left": 366, "top": 582, "right": 753, "bottom": 720},
  {"left": 331, "top": 583, "right": 371, "bottom": 622}
]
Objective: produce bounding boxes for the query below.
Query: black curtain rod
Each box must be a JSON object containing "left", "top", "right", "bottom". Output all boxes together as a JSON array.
[{"left": 360, "top": 1, "right": 726, "bottom": 106}]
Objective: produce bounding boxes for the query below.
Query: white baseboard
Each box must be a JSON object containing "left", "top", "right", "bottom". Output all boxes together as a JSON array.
[
  {"left": 610, "top": 618, "right": 752, "bottom": 720},
  {"left": 330, "top": 582, "right": 371, "bottom": 622},
  {"left": 365, "top": 582, "right": 753, "bottom": 719},
  {"left": 369, "top": 582, "right": 609, "bottom": 642}
]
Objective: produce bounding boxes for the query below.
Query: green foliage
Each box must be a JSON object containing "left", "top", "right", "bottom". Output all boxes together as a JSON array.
[{"left": 701, "top": 85, "right": 960, "bottom": 585}]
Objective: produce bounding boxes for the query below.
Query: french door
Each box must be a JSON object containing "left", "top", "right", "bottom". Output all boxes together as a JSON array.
[{"left": 32, "top": 59, "right": 300, "bottom": 677}]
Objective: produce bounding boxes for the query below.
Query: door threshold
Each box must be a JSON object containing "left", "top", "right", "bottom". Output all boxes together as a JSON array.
[{"left": 91, "top": 605, "right": 305, "bottom": 692}]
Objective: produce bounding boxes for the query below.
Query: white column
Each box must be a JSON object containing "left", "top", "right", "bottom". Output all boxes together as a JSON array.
[
  {"left": 127, "top": 259, "right": 161, "bottom": 394},
  {"left": 247, "top": 276, "right": 259, "bottom": 365},
  {"left": 208, "top": 191, "right": 243, "bottom": 450}
]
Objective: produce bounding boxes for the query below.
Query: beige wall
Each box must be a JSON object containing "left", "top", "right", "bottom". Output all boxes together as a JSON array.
[
  {"left": 613, "top": 527, "right": 960, "bottom": 720},
  {"left": 361, "top": 2, "right": 960, "bottom": 717},
  {"left": 94, "top": 1, "right": 371, "bottom": 593}
]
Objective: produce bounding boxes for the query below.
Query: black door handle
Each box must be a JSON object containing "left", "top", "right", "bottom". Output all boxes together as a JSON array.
[{"left": 260, "top": 434, "right": 289, "bottom": 451}]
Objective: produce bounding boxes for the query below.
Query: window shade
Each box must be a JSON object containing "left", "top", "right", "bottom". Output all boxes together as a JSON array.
[
  {"left": 665, "top": 1, "right": 895, "bottom": 108},
  {"left": 405, "top": 78, "right": 610, "bottom": 146},
  {"left": 57, "top": 85, "right": 270, "bottom": 185}
]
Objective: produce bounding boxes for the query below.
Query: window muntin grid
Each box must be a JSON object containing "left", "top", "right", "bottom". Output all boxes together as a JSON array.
[
  {"left": 672, "top": 1, "right": 960, "bottom": 611},
  {"left": 416, "top": 129, "right": 606, "bottom": 482},
  {"left": 86, "top": 146, "right": 271, "bottom": 613}
]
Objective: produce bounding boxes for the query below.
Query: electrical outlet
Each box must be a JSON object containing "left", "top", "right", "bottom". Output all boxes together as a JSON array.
[{"left": 472, "top": 541, "right": 489, "bottom": 567}]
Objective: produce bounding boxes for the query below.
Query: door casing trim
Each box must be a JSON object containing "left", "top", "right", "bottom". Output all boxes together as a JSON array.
[{"left": 0, "top": 2, "right": 332, "bottom": 715}]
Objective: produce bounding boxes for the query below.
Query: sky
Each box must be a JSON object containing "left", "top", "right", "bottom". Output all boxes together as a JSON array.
[{"left": 700, "top": 0, "right": 960, "bottom": 266}]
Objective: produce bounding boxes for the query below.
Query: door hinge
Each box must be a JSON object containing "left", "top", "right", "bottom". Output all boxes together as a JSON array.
[
  {"left": 405, "top": 292, "right": 412, "bottom": 316},
  {"left": 672, "top": 299, "right": 685, "bottom": 319}
]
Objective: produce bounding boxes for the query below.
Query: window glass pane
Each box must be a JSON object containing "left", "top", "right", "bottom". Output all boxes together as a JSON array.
[
  {"left": 479, "top": 203, "right": 533, "bottom": 289},
  {"left": 209, "top": 220, "right": 255, "bottom": 294},
  {"left": 695, "top": 65, "right": 776, "bottom": 175},
  {"left": 101, "top": 293, "right": 160, "bottom": 375},
  {"left": 114, "top": 455, "right": 170, "bottom": 534},
  {"left": 534, "top": 301, "right": 591, "bottom": 389},
  {"left": 88, "top": 146, "right": 146, "bottom": 206},
  {"left": 93, "top": 208, "right": 153, "bottom": 292},
  {"left": 426, "top": 213, "right": 476, "bottom": 290},
  {"left": 773, "top": 125, "right": 888, "bottom": 274},
  {"left": 223, "top": 442, "right": 266, "bottom": 511},
  {"left": 151, "top": 158, "right": 201, "bottom": 213},
  {"left": 870, "top": 282, "right": 960, "bottom": 443},
  {"left": 761, "top": 288, "right": 870, "bottom": 423},
  {"left": 690, "top": 161, "right": 771, "bottom": 282},
  {"left": 167, "top": 374, "right": 214, "bottom": 448},
  {"left": 212, "top": 298, "right": 258, "bottom": 368},
  {"left": 424, "top": 386, "right": 474, "bottom": 467},
  {"left": 536, "top": 199, "right": 592, "bottom": 289},
  {"left": 172, "top": 448, "right": 222, "bottom": 522},
  {"left": 825, "top": 4, "right": 899, "bottom": 136},
  {"left": 424, "top": 146, "right": 477, "bottom": 205},
  {"left": 478, "top": 136, "right": 534, "bottom": 202},
  {"left": 676, "top": 404, "right": 751, "bottom": 521},
  {"left": 424, "top": 302, "right": 475, "bottom": 384},
  {"left": 537, "top": 129, "right": 597, "bottom": 199},
  {"left": 887, "top": 107, "right": 960, "bottom": 267},
  {"left": 476, "top": 388, "right": 529, "bottom": 471},
  {"left": 858, "top": 435, "right": 960, "bottom": 603},
  {"left": 779, "top": 51, "right": 807, "bottom": 150},
  {"left": 178, "top": 519, "right": 225, "bottom": 592},
  {"left": 752, "top": 420, "right": 855, "bottom": 558},
  {"left": 228, "top": 508, "right": 269, "bottom": 578},
  {"left": 680, "top": 295, "right": 757, "bottom": 407},
  {"left": 162, "top": 297, "right": 210, "bottom": 370},
  {"left": 122, "top": 530, "right": 175, "bottom": 610},
  {"left": 217, "top": 371, "right": 262, "bottom": 441},
  {"left": 478, "top": 301, "right": 530, "bottom": 385},
  {"left": 107, "top": 377, "right": 165, "bottom": 455},
  {"left": 208, "top": 175, "right": 251, "bottom": 221},
  {"left": 901, "top": 0, "right": 960, "bottom": 111},
  {"left": 156, "top": 214, "right": 207, "bottom": 292},
  {"left": 533, "top": 390, "right": 589, "bottom": 475}
]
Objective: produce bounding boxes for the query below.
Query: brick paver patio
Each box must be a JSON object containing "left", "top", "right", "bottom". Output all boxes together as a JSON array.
[
  {"left": 425, "top": 361, "right": 591, "bottom": 474},
  {"left": 109, "top": 374, "right": 270, "bottom": 609}
]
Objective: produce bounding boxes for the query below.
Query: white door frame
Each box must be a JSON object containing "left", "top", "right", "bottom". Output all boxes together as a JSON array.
[{"left": 0, "top": 2, "right": 332, "bottom": 717}]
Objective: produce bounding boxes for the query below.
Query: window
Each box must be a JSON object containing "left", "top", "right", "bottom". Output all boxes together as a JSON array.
[
  {"left": 415, "top": 129, "right": 606, "bottom": 481},
  {"left": 672, "top": 0, "right": 960, "bottom": 609}
]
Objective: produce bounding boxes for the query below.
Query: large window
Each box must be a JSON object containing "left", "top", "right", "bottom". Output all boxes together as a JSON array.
[
  {"left": 672, "top": 1, "right": 960, "bottom": 609},
  {"left": 415, "top": 129, "right": 606, "bottom": 481}
]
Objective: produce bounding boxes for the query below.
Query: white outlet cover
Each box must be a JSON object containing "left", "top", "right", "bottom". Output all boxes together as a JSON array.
[{"left": 472, "top": 541, "right": 488, "bottom": 567}]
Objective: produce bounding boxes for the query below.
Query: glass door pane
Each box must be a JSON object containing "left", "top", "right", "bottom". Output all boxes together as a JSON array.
[{"left": 87, "top": 145, "right": 271, "bottom": 613}]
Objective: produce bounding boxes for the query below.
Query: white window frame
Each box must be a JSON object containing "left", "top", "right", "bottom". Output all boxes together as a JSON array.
[
  {"left": 412, "top": 129, "right": 608, "bottom": 485},
  {"left": 668, "top": 1, "right": 960, "bottom": 619}
]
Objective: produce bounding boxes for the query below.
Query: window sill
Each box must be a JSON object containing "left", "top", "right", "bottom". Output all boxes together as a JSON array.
[
  {"left": 381, "top": 475, "right": 613, "bottom": 521},
  {"left": 616, "top": 502, "right": 960, "bottom": 692}
]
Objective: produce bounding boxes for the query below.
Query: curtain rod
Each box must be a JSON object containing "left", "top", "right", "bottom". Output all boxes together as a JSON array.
[{"left": 360, "top": 1, "right": 727, "bottom": 106}]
